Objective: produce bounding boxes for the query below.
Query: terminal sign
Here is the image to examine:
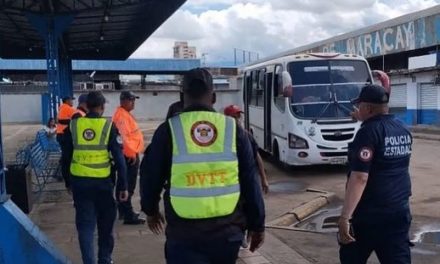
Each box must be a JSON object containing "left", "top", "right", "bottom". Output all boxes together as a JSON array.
[{"left": 303, "top": 15, "right": 440, "bottom": 58}]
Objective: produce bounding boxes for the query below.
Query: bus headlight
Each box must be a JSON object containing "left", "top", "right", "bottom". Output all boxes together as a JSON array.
[{"left": 288, "top": 133, "right": 309, "bottom": 149}]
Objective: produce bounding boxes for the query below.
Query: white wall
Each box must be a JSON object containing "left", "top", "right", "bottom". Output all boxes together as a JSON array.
[
  {"left": 0, "top": 89, "right": 242, "bottom": 123},
  {"left": 77, "top": 89, "right": 242, "bottom": 120},
  {"left": 0, "top": 93, "right": 42, "bottom": 123}
]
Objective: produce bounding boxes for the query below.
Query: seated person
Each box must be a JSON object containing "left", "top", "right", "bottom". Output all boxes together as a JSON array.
[{"left": 43, "top": 118, "right": 57, "bottom": 139}]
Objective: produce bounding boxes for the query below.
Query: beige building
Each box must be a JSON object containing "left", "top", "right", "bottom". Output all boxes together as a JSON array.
[{"left": 173, "top": 41, "right": 197, "bottom": 59}]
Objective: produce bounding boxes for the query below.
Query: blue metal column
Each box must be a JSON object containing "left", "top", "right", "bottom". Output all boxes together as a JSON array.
[
  {"left": 0, "top": 14, "right": 73, "bottom": 264},
  {"left": 46, "top": 20, "right": 60, "bottom": 120},
  {"left": 58, "top": 54, "right": 73, "bottom": 99},
  {"left": 0, "top": 94, "right": 7, "bottom": 203},
  {"left": 25, "top": 13, "right": 74, "bottom": 124}
]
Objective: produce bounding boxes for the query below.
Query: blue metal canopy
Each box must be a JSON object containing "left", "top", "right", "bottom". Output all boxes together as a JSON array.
[{"left": 0, "top": 58, "right": 201, "bottom": 73}]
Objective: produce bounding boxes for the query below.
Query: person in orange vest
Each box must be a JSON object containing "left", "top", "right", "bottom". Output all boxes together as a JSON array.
[
  {"left": 71, "top": 93, "right": 88, "bottom": 120},
  {"left": 112, "top": 91, "right": 145, "bottom": 225},
  {"left": 56, "top": 96, "right": 76, "bottom": 189}
]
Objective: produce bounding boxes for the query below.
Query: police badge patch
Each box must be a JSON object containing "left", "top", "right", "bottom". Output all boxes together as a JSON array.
[
  {"left": 359, "top": 147, "right": 373, "bottom": 162},
  {"left": 83, "top": 128, "right": 96, "bottom": 141},
  {"left": 191, "top": 121, "right": 218, "bottom": 147}
]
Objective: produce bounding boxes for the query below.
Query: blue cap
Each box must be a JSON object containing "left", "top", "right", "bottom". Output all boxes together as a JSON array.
[{"left": 78, "top": 94, "right": 88, "bottom": 104}]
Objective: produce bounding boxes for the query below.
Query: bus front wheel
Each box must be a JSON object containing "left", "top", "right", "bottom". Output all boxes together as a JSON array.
[{"left": 272, "top": 140, "right": 288, "bottom": 169}]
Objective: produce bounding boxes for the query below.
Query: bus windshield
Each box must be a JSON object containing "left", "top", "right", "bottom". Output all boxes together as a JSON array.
[{"left": 288, "top": 60, "right": 370, "bottom": 120}]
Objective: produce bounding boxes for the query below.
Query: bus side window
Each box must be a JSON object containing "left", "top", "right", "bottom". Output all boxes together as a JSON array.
[{"left": 274, "top": 65, "right": 285, "bottom": 112}]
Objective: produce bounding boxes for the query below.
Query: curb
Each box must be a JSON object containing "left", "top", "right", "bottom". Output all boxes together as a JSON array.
[
  {"left": 266, "top": 189, "right": 336, "bottom": 229},
  {"left": 412, "top": 134, "right": 440, "bottom": 142}
]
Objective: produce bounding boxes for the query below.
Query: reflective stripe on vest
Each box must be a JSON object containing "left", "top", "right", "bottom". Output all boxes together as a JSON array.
[
  {"left": 169, "top": 111, "right": 239, "bottom": 219},
  {"left": 70, "top": 118, "right": 112, "bottom": 178}
]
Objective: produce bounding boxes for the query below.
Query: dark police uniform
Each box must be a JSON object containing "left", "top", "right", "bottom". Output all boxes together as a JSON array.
[
  {"left": 65, "top": 111, "right": 127, "bottom": 264},
  {"left": 140, "top": 104, "right": 265, "bottom": 264},
  {"left": 340, "top": 110, "right": 413, "bottom": 262}
]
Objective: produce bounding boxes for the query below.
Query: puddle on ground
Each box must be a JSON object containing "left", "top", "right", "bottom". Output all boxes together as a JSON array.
[
  {"left": 269, "top": 181, "right": 304, "bottom": 194},
  {"left": 294, "top": 207, "right": 341, "bottom": 233},
  {"left": 412, "top": 224, "right": 440, "bottom": 245},
  {"left": 414, "top": 231, "right": 440, "bottom": 245}
]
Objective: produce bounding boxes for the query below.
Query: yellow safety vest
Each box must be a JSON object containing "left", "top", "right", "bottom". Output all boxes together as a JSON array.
[
  {"left": 70, "top": 117, "right": 112, "bottom": 178},
  {"left": 169, "top": 111, "right": 240, "bottom": 219}
]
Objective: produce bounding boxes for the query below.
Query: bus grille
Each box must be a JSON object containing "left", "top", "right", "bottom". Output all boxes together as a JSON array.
[
  {"left": 321, "top": 128, "right": 355, "bottom": 142},
  {"left": 320, "top": 152, "right": 348, "bottom": 157}
]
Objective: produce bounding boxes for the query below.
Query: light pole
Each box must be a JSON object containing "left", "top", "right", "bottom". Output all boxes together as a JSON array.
[{"left": 201, "top": 53, "right": 208, "bottom": 66}]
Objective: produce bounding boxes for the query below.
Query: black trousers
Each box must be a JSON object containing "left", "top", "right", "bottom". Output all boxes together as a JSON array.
[
  {"left": 165, "top": 238, "right": 242, "bottom": 264},
  {"left": 339, "top": 208, "right": 412, "bottom": 264},
  {"left": 71, "top": 177, "right": 116, "bottom": 264},
  {"left": 115, "top": 156, "right": 139, "bottom": 220},
  {"left": 56, "top": 134, "right": 70, "bottom": 185}
]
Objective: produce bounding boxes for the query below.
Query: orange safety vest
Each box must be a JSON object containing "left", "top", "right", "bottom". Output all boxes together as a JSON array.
[
  {"left": 73, "top": 108, "right": 86, "bottom": 118},
  {"left": 56, "top": 103, "right": 76, "bottom": 134},
  {"left": 112, "top": 106, "right": 144, "bottom": 158}
]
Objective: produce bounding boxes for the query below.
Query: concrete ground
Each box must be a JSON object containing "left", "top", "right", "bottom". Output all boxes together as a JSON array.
[{"left": 3, "top": 122, "right": 440, "bottom": 263}]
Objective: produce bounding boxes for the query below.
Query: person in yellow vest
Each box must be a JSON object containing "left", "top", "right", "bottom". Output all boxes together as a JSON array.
[
  {"left": 112, "top": 91, "right": 145, "bottom": 225},
  {"left": 140, "top": 68, "right": 265, "bottom": 264},
  {"left": 64, "top": 91, "right": 128, "bottom": 264},
  {"left": 56, "top": 96, "right": 76, "bottom": 188}
]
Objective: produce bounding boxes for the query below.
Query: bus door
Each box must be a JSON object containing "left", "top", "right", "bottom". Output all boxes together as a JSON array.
[
  {"left": 264, "top": 70, "right": 273, "bottom": 151},
  {"left": 243, "top": 71, "right": 251, "bottom": 131}
]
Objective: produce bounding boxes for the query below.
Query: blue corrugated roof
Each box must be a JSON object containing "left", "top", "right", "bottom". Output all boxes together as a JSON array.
[{"left": 0, "top": 59, "right": 201, "bottom": 73}]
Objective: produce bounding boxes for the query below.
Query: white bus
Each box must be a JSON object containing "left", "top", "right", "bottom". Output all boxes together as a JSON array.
[{"left": 242, "top": 53, "right": 388, "bottom": 166}]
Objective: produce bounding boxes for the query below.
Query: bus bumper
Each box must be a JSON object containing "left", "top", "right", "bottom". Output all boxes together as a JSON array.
[{"left": 285, "top": 149, "right": 348, "bottom": 166}]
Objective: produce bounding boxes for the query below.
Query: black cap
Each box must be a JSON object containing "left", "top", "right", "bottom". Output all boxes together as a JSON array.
[
  {"left": 120, "top": 91, "right": 139, "bottom": 100},
  {"left": 351, "top": 84, "right": 389, "bottom": 104},
  {"left": 183, "top": 68, "right": 213, "bottom": 97},
  {"left": 78, "top": 94, "right": 88, "bottom": 104},
  {"left": 86, "top": 91, "right": 106, "bottom": 108},
  {"left": 62, "top": 95, "right": 75, "bottom": 102}
]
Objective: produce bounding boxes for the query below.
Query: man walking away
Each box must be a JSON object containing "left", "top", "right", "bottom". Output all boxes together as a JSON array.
[
  {"left": 140, "top": 68, "right": 265, "bottom": 264},
  {"left": 338, "top": 84, "right": 413, "bottom": 264},
  {"left": 65, "top": 91, "right": 128, "bottom": 264}
]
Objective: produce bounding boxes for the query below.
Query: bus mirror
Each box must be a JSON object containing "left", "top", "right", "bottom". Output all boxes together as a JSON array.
[
  {"left": 372, "top": 70, "right": 390, "bottom": 94},
  {"left": 282, "top": 71, "right": 293, "bottom": 97},
  {"left": 283, "top": 86, "right": 293, "bottom": 97}
]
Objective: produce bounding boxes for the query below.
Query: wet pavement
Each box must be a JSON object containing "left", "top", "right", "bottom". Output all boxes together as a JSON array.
[{"left": 3, "top": 122, "right": 440, "bottom": 263}]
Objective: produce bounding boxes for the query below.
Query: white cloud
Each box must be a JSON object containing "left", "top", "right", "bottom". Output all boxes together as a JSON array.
[{"left": 130, "top": 0, "right": 440, "bottom": 63}]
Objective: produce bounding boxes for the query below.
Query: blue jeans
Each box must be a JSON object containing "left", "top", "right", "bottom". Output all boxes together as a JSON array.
[
  {"left": 339, "top": 208, "right": 412, "bottom": 264},
  {"left": 165, "top": 238, "right": 242, "bottom": 264},
  {"left": 71, "top": 177, "right": 116, "bottom": 264}
]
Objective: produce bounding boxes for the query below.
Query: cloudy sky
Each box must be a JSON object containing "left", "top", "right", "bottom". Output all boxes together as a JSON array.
[{"left": 130, "top": 0, "right": 440, "bottom": 64}]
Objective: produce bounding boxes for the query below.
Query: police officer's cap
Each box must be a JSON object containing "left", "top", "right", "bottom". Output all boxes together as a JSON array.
[
  {"left": 86, "top": 91, "right": 106, "bottom": 108},
  {"left": 183, "top": 68, "right": 213, "bottom": 97},
  {"left": 351, "top": 84, "right": 389, "bottom": 104},
  {"left": 120, "top": 91, "right": 139, "bottom": 101}
]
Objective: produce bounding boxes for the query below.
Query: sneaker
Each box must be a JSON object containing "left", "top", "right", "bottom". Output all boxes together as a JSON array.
[
  {"left": 123, "top": 215, "right": 146, "bottom": 225},
  {"left": 241, "top": 239, "right": 249, "bottom": 248}
]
